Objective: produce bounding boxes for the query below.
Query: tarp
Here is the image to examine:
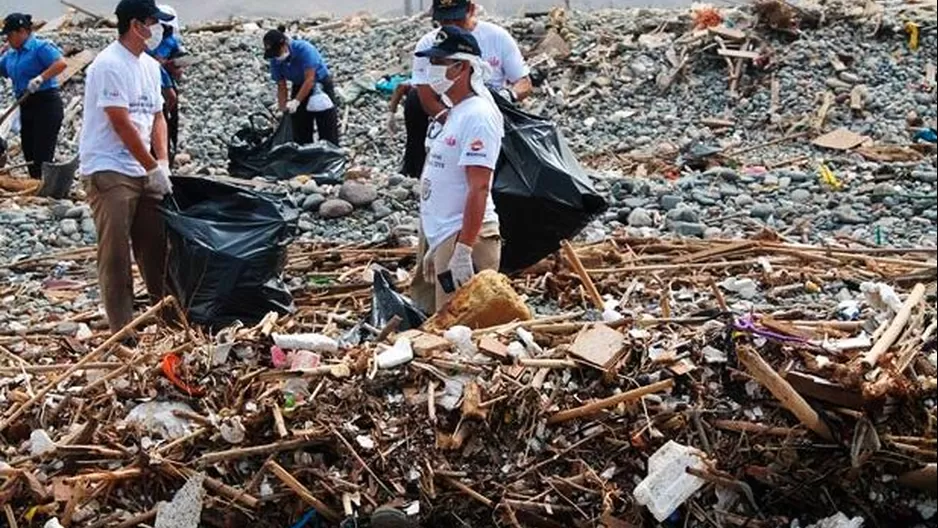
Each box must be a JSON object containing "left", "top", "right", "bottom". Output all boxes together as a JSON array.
[
  {"left": 492, "top": 93, "right": 607, "bottom": 273},
  {"left": 227, "top": 113, "right": 347, "bottom": 183},
  {"left": 160, "top": 177, "right": 298, "bottom": 327}
]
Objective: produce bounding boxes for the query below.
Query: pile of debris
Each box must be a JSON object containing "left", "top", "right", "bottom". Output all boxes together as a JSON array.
[{"left": 1, "top": 234, "right": 935, "bottom": 527}]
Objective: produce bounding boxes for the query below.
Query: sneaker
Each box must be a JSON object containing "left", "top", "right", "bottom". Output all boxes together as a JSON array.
[{"left": 370, "top": 507, "right": 415, "bottom": 528}]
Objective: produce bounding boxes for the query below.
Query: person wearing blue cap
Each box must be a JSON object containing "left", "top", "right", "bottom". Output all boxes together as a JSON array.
[
  {"left": 392, "top": 0, "right": 532, "bottom": 179},
  {"left": 148, "top": 4, "right": 184, "bottom": 164},
  {"left": 409, "top": 26, "right": 505, "bottom": 314},
  {"left": 263, "top": 26, "right": 339, "bottom": 146},
  {"left": 78, "top": 0, "right": 175, "bottom": 332},
  {"left": 0, "top": 13, "right": 68, "bottom": 179}
]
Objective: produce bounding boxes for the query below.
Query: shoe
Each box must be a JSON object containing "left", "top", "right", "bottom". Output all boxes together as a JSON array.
[{"left": 370, "top": 507, "right": 415, "bottom": 528}]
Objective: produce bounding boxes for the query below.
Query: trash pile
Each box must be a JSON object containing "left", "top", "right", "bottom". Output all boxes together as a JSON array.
[{"left": 1, "top": 234, "right": 935, "bottom": 527}]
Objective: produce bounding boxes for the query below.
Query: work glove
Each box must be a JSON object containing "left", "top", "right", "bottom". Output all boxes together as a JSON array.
[
  {"left": 145, "top": 161, "right": 173, "bottom": 197},
  {"left": 27, "top": 76, "right": 44, "bottom": 94},
  {"left": 285, "top": 99, "right": 301, "bottom": 114},
  {"left": 447, "top": 242, "right": 475, "bottom": 288},
  {"left": 386, "top": 110, "right": 401, "bottom": 135},
  {"left": 422, "top": 248, "right": 436, "bottom": 285}
]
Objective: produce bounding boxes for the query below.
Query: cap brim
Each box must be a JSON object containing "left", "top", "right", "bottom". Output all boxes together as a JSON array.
[
  {"left": 154, "top": 9, "right": 175, "bottom": 21},
  {"left": 432, "top": 6, "right": 469, "bottom": 21},
  {"left": 415, "top": 47, "right": 454, "bottom": 59}
]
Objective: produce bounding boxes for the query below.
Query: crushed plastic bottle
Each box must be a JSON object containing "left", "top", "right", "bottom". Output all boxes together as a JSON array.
[
  {"left": 633, "top": 441, "right": 708, "bottom": 522},
  {"left": 272, "top": 333, "right": 339, "bottom": 353}
]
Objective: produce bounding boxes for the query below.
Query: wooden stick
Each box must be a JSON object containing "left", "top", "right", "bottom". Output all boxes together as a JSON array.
[
  {"left": 0, "top": 297, "right": 173, "bottom": 433},
  {"left": 331, "top": 427, "right": 394, "bottom": 496},
  {"left": 265, "top": 460, "right": 341, "bottom": 522},
  {"left": 862, "top": 283, "right": 926, "bottom": 367},
  {"left": 0, "top": 362, "right": 124, "bottom": 374},
  {"left": 114, "top": 508, "right": 158, "bottom": 528},
  {"left": 897, "top": 464, "right": 937, "bottom": 495},
  {"left": 517, "top": 358, "right": 578, "bottom": 369},
  {"left": 63, "top": 468, "right": 142, "bottom": 484},
  {"left": 196, "top": 434, "right": 326, "bottom": 465},
  {"left": 3, "top": 504, "right": 17, "bottom": 528},
  {"left": 674, "top": 240, "right": 755, "bottom": 264},
  {"left": 547, "top": 379, "right": 674, "bottom": 425},
  {"left": 561, "top": 240, "right": 605, "bottom": 311},
  {"left": 272, "top": 404, "right": 289, "bottom": 439},
  {"left": 713, "top": 420, "right": 807, "bottom": 437},
  {"left": 440, "top": 476, "right": 494, "bottom": 509},
  {"left": 727, "top": 132, "right": 809, "bottom": 157},
  {"left": 737, "top": 346, "right": 833, "bottom": 440}
]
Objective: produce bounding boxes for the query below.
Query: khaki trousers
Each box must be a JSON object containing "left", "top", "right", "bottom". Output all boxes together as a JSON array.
[
  {"left": 412, "top": 222, "right": 501, "bottom": 315},
  {"left": 84, "top": 171, "right": 169, "bottom": 332}
]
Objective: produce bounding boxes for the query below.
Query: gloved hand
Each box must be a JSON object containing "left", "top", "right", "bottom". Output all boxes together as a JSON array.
[
  {"left": 386, "top": 110, "right": 401, "bottom": 135},
  {"left": 285, "top": 99, "right": 300, "bottom": 114},
  {"left": 27, "top": 76, "right": 44, "bottom": 94},
  {"left": 422, "top": 248, "right": 436, "bottom": 285},
  {"left": 146, "top": 161, "right": 173, "bottom": 197},
  {"left": 447, "top": 242, "right": 475, "bottom": 288}
]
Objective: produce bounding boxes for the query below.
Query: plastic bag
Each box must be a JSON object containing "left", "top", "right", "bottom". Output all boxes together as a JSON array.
[
  {"left": 370, "top": 267, "right": 426, "bottom": 332},
  {"left": 306, "top": 84, "right": 335, "bottom": 112},
  {"left": 227, "top": 112, "right": 346, "bottom": 183},
  {"left": 491, "top": 92, "right": 607, "bottom": 272},
  {"left": 160, "top": 177, "right": 298, "bottom": 327}
]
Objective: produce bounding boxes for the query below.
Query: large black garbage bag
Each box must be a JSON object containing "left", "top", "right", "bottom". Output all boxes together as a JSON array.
[
  {"left": 227, "top": 113, "right": 347, "bottom": 184},
  {"left": 160, "top": 177, "right": 299, "bottom": 327},
  {"left": 369, "top": 268, "right": 426, "bottom": 332},
  {"left": 492, "top": 93, "right": 607, "bottom": 273}
]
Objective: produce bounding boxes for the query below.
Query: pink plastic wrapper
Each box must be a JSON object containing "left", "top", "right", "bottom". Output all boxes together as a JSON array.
[{"left": 270, "top": 345, "right": 288, "bottom": 368}]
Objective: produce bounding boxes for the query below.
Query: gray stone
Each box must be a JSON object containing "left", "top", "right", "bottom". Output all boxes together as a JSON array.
[
  {"left": 302, "top": 193, "right": 327, "bottom": 212},
  {"left": 703, "top": 167, "right": 739, "bottom": 180},
  {"left": 300, "top": 181, "right": 321, "bottom": 195},
  {"left": 734, "top": 194, "right": 755, "bottom": 207},
  {"left": 622, "top": 197, "right": 647, "bottom": 208},
  {"left": 691, "top": 191, "right": 718, "bottom": 206},
  {"left": 339, "top": 182, "right": 379, "bottom": 207},
  {"left": 871, "top": 183, "right": 897, "bottom": 199},
  {"left": 790, "top": 189, "right": 812, "bottom": 203},
  {"left": 834, "top": 206, "right": 865, "bottom": 224},
  {"left": 55, "top": 321, "right": 79, "bottom": 336},
  {"left": 659, "top": 194, "right": 683, "bottom": 211},
  {"left": 763, "top": 173, "right": 780, "bottom": 186},
  {"left": 60, "top": 219, "right": 79, "bottom": 237},
  {"left": 750, "top": 203, "right": 775, "bottom": 219},
  {"left": 668, "top": 221, "right": 706, "bottom": 237},
  {"left": 703, "top": 227, "right": 724, "bottom": 240},
  {"left": 778, "top": 177, "right": 792, "bottom": 189},
  {"left": 319, "top": 199, "right": 355, "bottom": 219},
  {"left": 51, "top": 203, "right": 72, "bottom": 219},
  {"left": 839, "top": 71, "right": 861, "bottom": 84},
  {"left": 627, "top": 207, "right": 655, "bottom": 228},
  {"left": 666, "top": 206, "right": 699, "bottom": 223},
  {"left": 65, "top": 206, "right": 89, "bottom": 219},
  {"left": 911, "top": 171, "right": 937, "bottom": 184},
  {"left": 81, "top": 218, "right": 96, "bottom": 235},
  {"left": 372, "top": 200, "right": 393, "bottom": 219},
  {"left": 387, "top": 174, "right": 405, "bottom": 186},
  {"left": 388, "top": 187, "right": 411, "bottom": 202}
]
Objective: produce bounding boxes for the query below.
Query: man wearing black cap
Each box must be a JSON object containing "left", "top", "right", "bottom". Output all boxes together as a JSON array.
[
  {"left": 410, "top": 26, "right": 504, "bottom": 314},
  {"left": 1, "top": 13, "right": 68, "bottom": 179},
  {"left": 394, "top": 0, "right": 531, "bottom": 179},
  {"left": 78, "top": 0, "right": 175, "bottom": 332}
]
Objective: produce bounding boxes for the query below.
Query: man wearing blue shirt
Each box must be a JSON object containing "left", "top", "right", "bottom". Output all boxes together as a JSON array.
[
  {"left": 0, "top": 13, "right": 68, "bottom": 179},
  {"left": 148, "top": 4, "right": 184, "bottom": 163},
  {"left": 263, "top": 27, "right": 339, "bottom": 146}
]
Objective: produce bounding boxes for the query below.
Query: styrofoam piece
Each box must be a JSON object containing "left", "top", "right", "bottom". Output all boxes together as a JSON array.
[{"left": 633, "top": 440, "right": 708, "bottom": 522}]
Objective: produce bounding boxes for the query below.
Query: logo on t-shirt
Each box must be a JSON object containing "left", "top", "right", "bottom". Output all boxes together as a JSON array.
[
  {"left": 421, "top": 177, "right": 432, "bottom": 201},
  {"left": 470, "top": 139, "right": 485, "bottom": 152},
  {"left": 487, "top": 56, "right": 501, "bottom": 68},
  {"left": 103, "top": 87, "right": 120, "bottom": 99},
  {"left": 444, "top": 135, "right": 457, "bottom": 147}
]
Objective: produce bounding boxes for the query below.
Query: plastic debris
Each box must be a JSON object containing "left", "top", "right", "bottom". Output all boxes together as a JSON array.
[
  {"left": 154, "top": 473, "right": 206, "bottom": 528},
  {"left": 29, "top": 429, "right": 56, "bottom": 456},
  {"left": 219, "top": 417, "right": 246, "bottom": 444},
  {"left": 861, "top": 282, "right": 903, "bottom": 314},
  {"left": 806, "top": 512, "right": 865, "bottom": 528},
  {"left": 376, "top": 337, "right": 414, "bottom": 369},
  {"left": 634, "top": 441, "right": 709, "bottom": 522},
  {"left": 43, "top": 519, "right": 65, "bottom": 528},
  {"left": 443, "top": 326, "right": 477, "bottom": 357},
  {"left": 290, "top": 350, "right": 322, "bottom": 371},
  {"left": 720, "top": 277, "right": 759, "bottom": 299},
  {"left": 124, "top": 401, "right": 196, "bottom": 440},
  {"left": 272, "top": 333, "right": 339, "bottom": 353}
]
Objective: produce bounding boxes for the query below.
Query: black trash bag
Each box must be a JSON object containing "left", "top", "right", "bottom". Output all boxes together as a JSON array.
[
  {"left": 369, "top": 267, "right": 426, "bottom": 333},
  {"left": 491, "top": 93, "right": 607, "bottom": 273},
  {"left": 227, "top": 113, "right": 347, "bottom": 184},
  {"left": 159, "top": 176, "right": 299, "bottom": 327}
]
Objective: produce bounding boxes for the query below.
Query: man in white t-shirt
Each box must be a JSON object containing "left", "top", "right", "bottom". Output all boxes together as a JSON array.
[
  {"left": 395, "top": 0, "right": 532, "bottom": 179},
  {"left": 410, "top": 26, "right": 504, "bottom": 314},
  {"left": 79, "top": 0, "right": 175, "bottom": 332}
]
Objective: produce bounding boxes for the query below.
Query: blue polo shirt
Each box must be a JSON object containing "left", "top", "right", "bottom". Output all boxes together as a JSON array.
[
  {"left": 269, "top": 39, "right": 330, "bottom": 85},
  {"left": 0, "top": 35, "right": 63, "bottom": 97},
  {"left": 149, "top": 33, "right": 183, "bottom": 88}
]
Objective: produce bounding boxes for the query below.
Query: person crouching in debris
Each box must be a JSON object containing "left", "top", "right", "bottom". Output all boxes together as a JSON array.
[
  {"left": 394, "top": 0, "right": 532, "bottom": 179},
  {"left": 78, "top": 0, "right": 174, "bottom": 332},
  {"left": 263, "top": 26, "right": 340, "bottom": 146},
  {"left": 148, "top": 4, "right": 184, "bottom": 164},
  {"left": 410, "top": 26, "right": 504, "bottom": 315},
  {"left": 0, "top": 13, "right": 68, "bottom": 179}
]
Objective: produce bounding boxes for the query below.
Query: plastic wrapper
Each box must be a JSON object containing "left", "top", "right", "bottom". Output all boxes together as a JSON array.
[
  {"left": 491, "top": 93, "right": 607, "bottom": 272},
  {"left": 160, "top": 177, "right": 298, "bottom": 327},
  {"left": 369, "top": 267, "right": 427, "bottom": 332},
  {"left": 227, "top": 113, "right": 346, "bottom": 183}
]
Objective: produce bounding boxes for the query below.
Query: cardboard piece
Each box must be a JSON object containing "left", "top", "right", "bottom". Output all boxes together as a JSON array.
[
  {"left": 812, "top": 128, "right": 870, "bottom": 150},
  {"left": 570, "top": 324, "right": 627, "bottom": 369}
]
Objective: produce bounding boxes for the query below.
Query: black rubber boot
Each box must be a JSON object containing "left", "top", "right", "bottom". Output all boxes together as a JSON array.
[{"left": 370, "top": 507, "right": 415, "bottom": 528}]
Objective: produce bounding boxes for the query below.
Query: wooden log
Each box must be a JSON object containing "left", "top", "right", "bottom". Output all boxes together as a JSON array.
[
  {"left": 862, "top": 283, "right": 926, "bottom": 367},
  {"left": 547, "top": 379, "right": 674, "bottom": 425},
  {"left": 737, "top": 346, "right": 833, "bottom": 440},
  {"left": 561, "top": 240, "right": 605, "bottom": 311}
]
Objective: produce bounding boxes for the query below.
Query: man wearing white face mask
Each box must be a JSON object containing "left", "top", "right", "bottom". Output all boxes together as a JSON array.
[
  {"left": 78, "top": 0, "right": 174, "bottom": 332},
  {"left": 410, "top": 26, "right": 504, "bottom": 314}
]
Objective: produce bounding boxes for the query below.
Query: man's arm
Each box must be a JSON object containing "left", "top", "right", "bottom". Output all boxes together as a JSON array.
[
  {"left": 39, "top": 57, "right": 68, "bottom": 84},
  {"left": 509, "top": 76, "right": 533, "bottom": 101},
  {"left": 277, "top": 79, "right": 288, "bottom": 111},
  {"left": 103, "top": 107, "right": 159, "bottom": 171},
  {"left": 294, "top": 67, "right": 317, "bottom": 104},
  {"left": 151, "top": 111, "right": 169, "bottom": 162},
  {"left": 417, "top": 85, "right": 448, "bottom": 120},
  {"left": 457, "top": 166, "right": 493, "bottom": 247},
  {"left": 388, "top": 82, "right": 411, "bottom": 113}
]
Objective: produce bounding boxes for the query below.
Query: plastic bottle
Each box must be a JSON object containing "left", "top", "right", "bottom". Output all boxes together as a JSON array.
[{"left": 272, "top": 333, "right": 338, "bottom": 353}]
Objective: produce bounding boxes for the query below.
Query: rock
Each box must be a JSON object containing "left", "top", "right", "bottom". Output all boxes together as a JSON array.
[
  {"left": 659, "top": 194, "right": 683, "bottom": 211},
  {"left": 912, "top": 171, "right": 937, "bottom": 183},
  {"left": 81, "top": 218, "right": 96, "bottom": 235},
  {"left": 668, "top": 221, "right": 706, "bottom": 237},
  {"left": 65, "top": 205, "right": 89, "bottom": 219},
  {"left": 666, "top": 206, "right": 699, "bottom": 223},
  {"left": 691, "top": 191, "right": 718, "bottom": 206},
  {"left": 51, "top": 203, "right": 72, "bottom": 219},
  {"left": 703, "top": 167, "right": 739, "bottom": 180},
  {"left": 790, "top": 189, "right": 812, "bottom": 203},
  {"left": 703, "top": 227, "right": 723, "bottom": 239},
  {"left": 372, "top": 200, "right": 393, "bottom": 219},
  {"left": 175, "top": 152, "right": 193, "bottom": 165},
  {"left": 60, "top": 219, "right": 79, "bottom": 237},
  {"left": 388, "top": 187, "right": 412, "bottom": 202},
  {"left": 778, "top": 177, "right": 792, "bottom": 189},
  {"left": 300, "top": 181, "right": 321, "bottom": 195},
  {"left": 339, "top": 182, "right": 379, "bottom": 207},
  {"left": 839, "top": 71, "right": 861, "bottom": 84},
  {"left": 750, "top": 203, "right": 775, "bottom": 219},
  {"left": 627, "top": 207, "right": 655, "bottom": 228},
  {"left": 734, "top": 194, "right": 755, "bottom": 207},
  {"left": 763, "top": 173, "right": 780, "bottom": 186},
  {"left": 834, "top": 206, "right": 865, "bottom": 224},
  {"left": 871, "top": 183, "right": 896, "bottom": 199},
  {"left": 55, "top": 321, "right": 80, "bottom": 336},
  {"left": 319, "top": 199, "right": 355, "bottom": 219},
  {"left": 301, "top": 193, "right": 327, "bottom": 212}
]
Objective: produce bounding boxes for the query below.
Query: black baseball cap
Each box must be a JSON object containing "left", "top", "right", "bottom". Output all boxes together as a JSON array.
[
  {"left": 115, "top": 0, "right": 174, "bottom": 24},
  {"left": 415, "top": 26, "right": 481, "bottom": 59},
  {"left": 263, "top": 28, "right": 287, "bottom": 59},
  {"left": 432, "top": 0, "right": 471, "bottom": 22},
  {"left": 2, "top": 13, "right": 32, "bottom": 35}
]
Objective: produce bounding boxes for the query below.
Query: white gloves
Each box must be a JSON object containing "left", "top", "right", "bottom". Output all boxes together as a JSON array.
[
  {"left": 27, "top": 76, "right": 44, "bottom": 94},
  {"left": 447, "top": 242, "right": 475, "bottom": 288},
  {"left": 386, "top": 111, "right": 400, "bottom": 135},
  {"left": 285, "top": 99, "right": 301, "bottom": 114},
  {"left": 422, "top": 248, "right": 436, "bottom": 284},
  {"left": 146, "top": 161, "right": 173, "bottom": 197}
]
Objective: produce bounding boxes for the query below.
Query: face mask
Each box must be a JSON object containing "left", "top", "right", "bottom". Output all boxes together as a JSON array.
[
  {"left": 142, "top": 22, "right": 163, "bottom": 51},
  {"left": 427, "top": 63, "right": 462, "bottom": 101},
  {"left": 276, "top": 50, "right": 290, "bottom": 62}
]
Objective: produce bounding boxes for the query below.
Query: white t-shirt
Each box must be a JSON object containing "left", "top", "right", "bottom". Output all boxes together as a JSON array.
[
  {"left": 79, "top": 41, "right": 164, "bottom": 177},
  {"left": 419, "top": 95, "right": 503, "bottom": 252},
  {"left": 412, "top": 21, "right": 529, "bottom": 90}
]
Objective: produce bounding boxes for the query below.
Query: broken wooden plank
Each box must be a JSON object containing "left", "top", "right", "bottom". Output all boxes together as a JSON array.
[
  {"left": 478, "top": 336, "right": 509, "bottom": 362},
  {"left": 569, "top": 324, "right": 626, "bottom": 369},
  {"left": 561, "top": 240, "right": 604, "bottom": 311},
  {"left": 783, "top": 371, "right": 865, "bottom": 409},
  {"left": 717, "top": 48, "right": 760, "bottom": 60},
  {"left": 862, "top": 283, "right": 926, "bottom": 367}
]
